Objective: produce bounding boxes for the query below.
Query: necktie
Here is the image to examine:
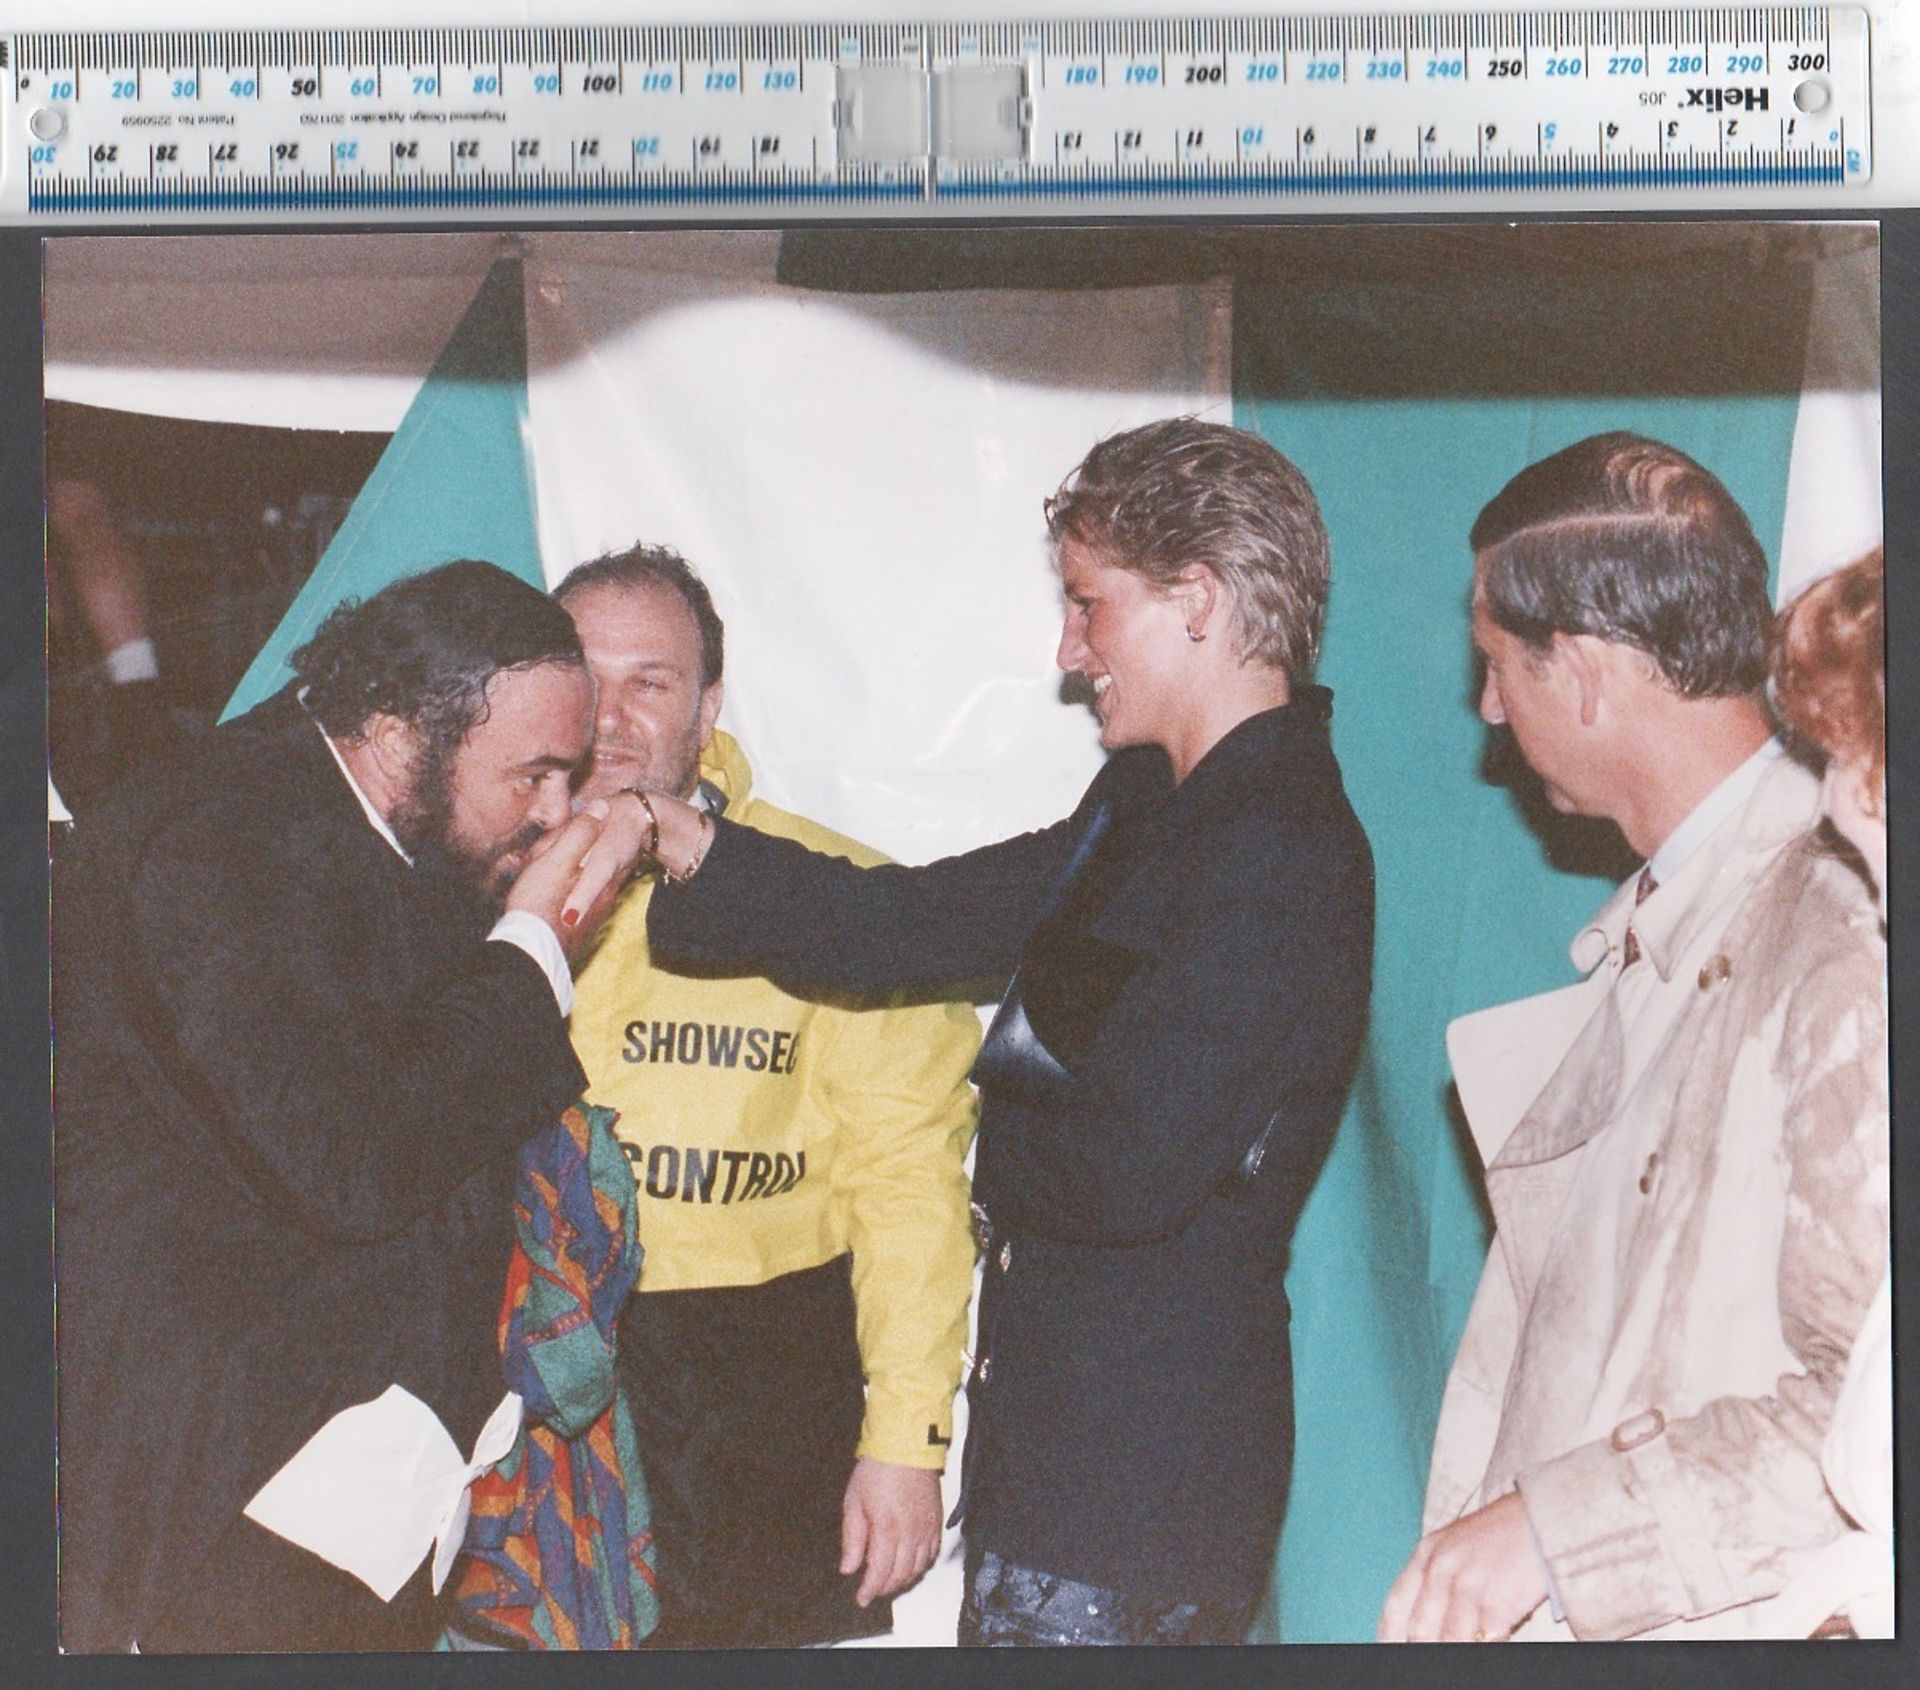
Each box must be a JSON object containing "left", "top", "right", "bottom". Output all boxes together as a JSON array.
[{"left": 1620, "top": 867, "right": 1658, "bottom": 969}]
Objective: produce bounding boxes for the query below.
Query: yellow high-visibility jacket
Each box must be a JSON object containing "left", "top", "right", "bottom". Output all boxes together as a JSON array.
[{"left": 571, "top": 731, "right": 980, "bottom": 1469}]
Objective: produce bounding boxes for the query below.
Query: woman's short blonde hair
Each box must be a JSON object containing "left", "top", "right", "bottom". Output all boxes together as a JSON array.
[{"left": 1045, "top": 418, "right": 1330, "bottom": 679}]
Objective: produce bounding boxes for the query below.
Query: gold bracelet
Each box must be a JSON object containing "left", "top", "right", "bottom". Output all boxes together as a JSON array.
[
  {"left": 633, "top": 790, "right": 710, "bottom": 884},
  {"left": 661, "top": 809, "right": 713, "bottom": 885},
  {"left": 622, "top": 787, "right": 661, "bottom": 865}
]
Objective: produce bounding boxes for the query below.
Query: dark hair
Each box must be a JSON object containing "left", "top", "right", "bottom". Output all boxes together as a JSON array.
[
  {"left": 1471, "top": 432, "right": 1772, "bottom": 697},
  {"left": 1771, "top": 546, "right": 1885, "bottom": 786},
  {"left": 553, "top": 544, "right": 725, "bottom": 690},
  {"left": 1043, "top": 417, "right": 1331, "bottom": 678},
  {"left": 290, "top": 559, "right": 584, "bottom": 757}
]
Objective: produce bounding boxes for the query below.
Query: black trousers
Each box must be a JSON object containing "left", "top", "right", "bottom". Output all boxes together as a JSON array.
[
  {"left": 619, "top": 1254, "right": 890, "bottom": 1649},
  {"left": 138, "top": 1510, "right": 452, "bottom": 1653}
]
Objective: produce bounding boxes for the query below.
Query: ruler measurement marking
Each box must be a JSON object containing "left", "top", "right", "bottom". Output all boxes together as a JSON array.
[{"left": 7, "top": 10, "right": 1871, "bottom": 214}]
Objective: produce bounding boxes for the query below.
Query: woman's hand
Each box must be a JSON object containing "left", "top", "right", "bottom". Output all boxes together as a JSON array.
[
  {"left": 559, "top": 788, "right": 711, "bottom": 927},
  {"left": 504, "top": 805, "right": 619, "bottom": 962}
]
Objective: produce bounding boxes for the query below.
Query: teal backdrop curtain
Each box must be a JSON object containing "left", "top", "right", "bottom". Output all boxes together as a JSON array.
[
  {"left": 222, "top": 254, "right": 541, "bottom": 721},
  {"left": 1234, "top": 263, "right": 1801, "bottom": 1642}
]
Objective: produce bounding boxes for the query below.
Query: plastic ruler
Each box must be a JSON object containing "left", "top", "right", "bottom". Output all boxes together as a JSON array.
[{"left": 0, "top": 8, "right": 1873, "bottom": 221}]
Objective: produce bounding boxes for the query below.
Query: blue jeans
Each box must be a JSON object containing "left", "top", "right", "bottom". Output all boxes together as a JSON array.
[{"left": 958, "top": 1545, "right": 1256, "bottom": 1646}]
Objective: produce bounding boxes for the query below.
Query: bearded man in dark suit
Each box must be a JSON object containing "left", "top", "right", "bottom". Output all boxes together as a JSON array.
[{"left": 53, "top": 559, "right": 638, "bottom": 1653}]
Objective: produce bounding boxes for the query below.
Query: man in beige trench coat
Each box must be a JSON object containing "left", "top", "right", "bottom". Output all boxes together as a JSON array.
[{"left": 1380, "top": 433, "right": 1888, "bottom": 1643}]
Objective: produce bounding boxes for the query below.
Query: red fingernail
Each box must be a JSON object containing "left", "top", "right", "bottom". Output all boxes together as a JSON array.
[{"left": 560, "top": 909, "right": 579, "bottom": 928}]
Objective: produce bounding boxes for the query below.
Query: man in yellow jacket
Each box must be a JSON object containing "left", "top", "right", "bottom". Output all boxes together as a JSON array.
[{"left": 559, "top": 546, "right": 980, "bottom": 1648}]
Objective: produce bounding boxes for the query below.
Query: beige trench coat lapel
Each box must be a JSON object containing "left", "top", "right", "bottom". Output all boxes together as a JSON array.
[{"left": 1447, "top": 972, "right": 1614, "bottom": 1309}]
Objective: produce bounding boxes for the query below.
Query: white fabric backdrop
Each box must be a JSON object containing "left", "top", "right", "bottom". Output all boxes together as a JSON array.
[
  {"left": 521, "top": 233, "right": 1229, "bottom": 862},
  {"left": 1779, "top": 232, "right": 1884, "bottom": 599}
]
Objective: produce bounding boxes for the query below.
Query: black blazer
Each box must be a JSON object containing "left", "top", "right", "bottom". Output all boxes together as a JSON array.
[
  {"left": 52, "top": 689, "right": 587, "bottom": 1650},
  {"left": 651, "top": 692, "right": 1374, "bottom": 1604}
]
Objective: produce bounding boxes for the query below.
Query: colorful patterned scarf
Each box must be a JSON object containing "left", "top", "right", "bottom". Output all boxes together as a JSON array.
[{"left": 443, "top": 1102, "right": 660, "bottom": 1649}]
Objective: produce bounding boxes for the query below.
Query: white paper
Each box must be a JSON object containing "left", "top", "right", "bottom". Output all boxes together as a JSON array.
[
  {"left": 429, "top": 1388, "right": 525, "bottom": 1596},
  {"left": 243, "top": 1383, "right": 523, "bottom": 1603}
]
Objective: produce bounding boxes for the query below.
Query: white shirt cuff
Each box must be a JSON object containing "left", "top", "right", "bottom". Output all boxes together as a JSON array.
[{"left": 487, "top": 911, "right": 574, "bottom": 1016}]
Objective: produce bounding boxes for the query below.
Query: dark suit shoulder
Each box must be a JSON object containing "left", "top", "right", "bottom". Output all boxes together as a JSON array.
[
  {"left": 1208, "top": 738, "right": 1371, "bottom": 873},
  {"left": 146, "top": 696, "right": 375, "bottom": 868}
]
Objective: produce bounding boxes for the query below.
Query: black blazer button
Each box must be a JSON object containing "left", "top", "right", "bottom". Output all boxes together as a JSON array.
[{"left": 970, "top": 1201, "right": 992, "bottom": 1252}]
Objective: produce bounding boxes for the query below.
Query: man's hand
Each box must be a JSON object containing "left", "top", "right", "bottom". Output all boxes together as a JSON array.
[
  {"left": 839, "top": 1457, "right": 943, "bottom": 1609},
  {"left": 1377, "top": 1491, "right": 1549, "bottom": 1643}
]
